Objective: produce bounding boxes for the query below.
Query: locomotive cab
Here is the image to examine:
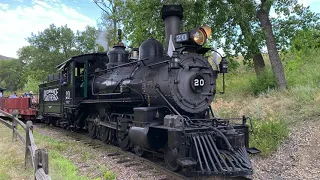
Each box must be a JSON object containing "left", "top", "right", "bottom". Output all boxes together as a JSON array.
[{"left": 38, "top": 53, "right": 109, "bottom": 119}]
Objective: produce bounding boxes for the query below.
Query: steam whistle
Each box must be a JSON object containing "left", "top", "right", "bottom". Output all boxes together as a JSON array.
[
  {"left": 117, "top": 29, "right": 124, "bottom": 46},
  {"left": 219, "top": 57, "right": 228, "bottom": 94}
]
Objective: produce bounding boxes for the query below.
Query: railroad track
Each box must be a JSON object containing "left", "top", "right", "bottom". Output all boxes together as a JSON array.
[
  {"left": 34, "top": 123, "right": 188, "bottom": 180},
  {"left": 34, "top": 123, "right": 253, "bottom": 180}
]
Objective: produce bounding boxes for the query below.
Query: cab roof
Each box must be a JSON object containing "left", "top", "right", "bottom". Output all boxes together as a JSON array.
[{"left": 56, "top": 52, "right": 107, "bottom": 71}]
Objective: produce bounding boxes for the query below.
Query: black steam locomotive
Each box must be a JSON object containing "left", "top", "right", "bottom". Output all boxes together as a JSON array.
[{"left": 38, "top": 5, "right": 256, "bottom": 177}]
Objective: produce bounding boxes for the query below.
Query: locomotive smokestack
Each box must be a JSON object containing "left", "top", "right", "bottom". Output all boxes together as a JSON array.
[{"left": 161, "top": 5, "right": 183, "bottom": 50}]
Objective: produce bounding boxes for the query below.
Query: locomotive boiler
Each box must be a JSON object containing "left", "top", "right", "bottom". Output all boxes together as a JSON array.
[{"left": 38, "top": 4, "right": 256, "bottom": 177}]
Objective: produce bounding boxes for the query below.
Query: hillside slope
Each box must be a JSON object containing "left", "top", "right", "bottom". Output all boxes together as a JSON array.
[{"left": 0, "top": 55, "right": 14, "bottom": 60}]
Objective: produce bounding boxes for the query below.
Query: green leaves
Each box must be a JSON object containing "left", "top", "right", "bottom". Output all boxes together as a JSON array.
[
  {"left": 272, "top": 3, "right": 320, "bottom": 51},
  {"left": 96, "top": 0, "right": 126, "bottom": 47},
  {"left": 0, "top": 59, "right": 26, "bottom": 91},
  {"left": 16, "top": 24, "right": 103, "bottom": 83},
  {"left": 120, "top": 0, "right": 209, "bottom": 48}
]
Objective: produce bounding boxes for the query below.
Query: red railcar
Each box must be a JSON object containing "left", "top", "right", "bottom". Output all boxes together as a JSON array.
[{"left": 0, "top": 97, "right": 38, "bottom": 120}]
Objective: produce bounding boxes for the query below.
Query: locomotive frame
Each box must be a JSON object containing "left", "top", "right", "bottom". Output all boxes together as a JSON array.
[{"left": 37, "top": 4, "right": 258, "bottom": 177}]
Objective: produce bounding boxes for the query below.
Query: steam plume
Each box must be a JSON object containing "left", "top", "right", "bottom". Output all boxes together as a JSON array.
[{"left": 95, "top": 30, "right": 108, "bottom": 51}]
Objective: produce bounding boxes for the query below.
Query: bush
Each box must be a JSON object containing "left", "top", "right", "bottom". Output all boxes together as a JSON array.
[
  {"left": 249, "top": 68, "right": 277, "bottom": 95},
  {"left": 249, "top": 117, "right": 289, "bottom": 156}
]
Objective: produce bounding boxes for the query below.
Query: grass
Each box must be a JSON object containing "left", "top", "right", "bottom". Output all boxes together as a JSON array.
[
  {"left": 0, "top": 125, "right": 33, "bottom": 180},
  {"left": 212, "top": 48, "right": 320, "bottom": 156},
  {"left": 0, "top": 123, "right": 100, "bottom": 180},
  {"left": 249, "top": 117, "right": 289, "bottom": 155},
  {"left": 32, "top": 129, "right": 117, "bottom": 180},
  {"left": 31, "top": 131, "right": 90, "bottom": 180}
]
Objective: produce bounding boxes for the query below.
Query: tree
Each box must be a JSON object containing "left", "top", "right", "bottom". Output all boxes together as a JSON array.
[
  {"left": 271, "top": 1, "right": 320, "bottom": 51},
  {"left": 256, "top": 0, "right": 287, "bottom": 90},
  {"left": 121, "top": 0, "right": 208, "bottom": 48},
  {"left": 76, "top": 25, "right": 106, "bottom": 53},
  {"left": 207, "top": 0, "right": 266, "bottom": 75},
  {"left": 18, "top": 24, "right": 103, "bottom": 82},
  {"left": 0, "top": 59, "right": 26, "bottom": 91},
  {"left": 94, "top": 0, "right": 126, "bottom": 48}
]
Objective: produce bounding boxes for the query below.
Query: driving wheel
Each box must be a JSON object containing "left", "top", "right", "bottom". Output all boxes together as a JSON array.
[
  {"left": 86, "top": 112, "right": 99, "bottom": 139},
  {"left": 99, "top": 113, "right": 112, "bottom": 143},
  {"left": 117, "top": 131, "right": 131, "bottom": 151},
  {"left": 164, "top": 144, "right": 182, "bottom": 172},
  {"left": 134, "top": 145, "right": 144, "bottom": 157}
]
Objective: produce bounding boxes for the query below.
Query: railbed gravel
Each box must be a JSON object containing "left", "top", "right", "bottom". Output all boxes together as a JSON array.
[
  {"left": 250, "top": 117, "right": 320, "bottom": 180},
  {"left": 35, "top": 125, "right": 169, "bottom": 180},
  {"left": 34, "top": 117, "right": 320, "bottom": 180}
]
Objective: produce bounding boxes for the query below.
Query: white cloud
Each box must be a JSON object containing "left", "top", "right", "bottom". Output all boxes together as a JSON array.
[
  {"left": 0, "top": 0, "right": 96, "bottom": 58},
  {"left": 0, "top": 3, "right": 9, "bottom": 10}
]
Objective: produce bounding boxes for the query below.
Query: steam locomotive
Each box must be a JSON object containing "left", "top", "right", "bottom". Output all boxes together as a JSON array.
[{"left": 38, "top": 5, "right": 256, "bottom": 177}]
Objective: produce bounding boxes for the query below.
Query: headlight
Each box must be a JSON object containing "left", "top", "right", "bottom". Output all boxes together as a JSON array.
[
  {"left": 191, "top": 30, "right": 206, "bottom": 45},
  {"left": 190, "top": 25, "right": 211, "bottom": 45},
  {"left": 174, "top": 25, "right": 212, "bottom": 46},
  {"left": 201, "top": 25, "right": 211, "bottom": 38}
]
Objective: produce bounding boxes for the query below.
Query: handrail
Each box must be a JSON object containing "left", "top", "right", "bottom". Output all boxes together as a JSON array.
[{"left": 0, "top": 109, "right": 51, "bottom": 180}]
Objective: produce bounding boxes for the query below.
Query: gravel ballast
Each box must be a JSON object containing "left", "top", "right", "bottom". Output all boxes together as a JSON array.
[{"left": 34, "top": 117, "right": 320, "bottom": 180}]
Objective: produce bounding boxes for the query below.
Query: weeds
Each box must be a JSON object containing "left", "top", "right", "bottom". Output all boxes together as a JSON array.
[
  {"left": 32, "top": 131, "right": 89, "bottom": 180},
  {"left": 0, "top": 125, "right": 33, "bottom": 179},
  {"left": 104, "top": 170, "right": 116, "bottom": 180},
  {"left": 289, "top": 85, "right": 317, "bottom": 103},
  {"left": 32, "top": 130, "right": 118, "bottom": 180},
  {"left": 249, "top": 117, "right": 289, "bottom": 156},
  {"left": 249, "top": 68, "right": 276, "bottom": 95},
  {"left": 49, "top": 151, "right": 88, "bottom": 180}
]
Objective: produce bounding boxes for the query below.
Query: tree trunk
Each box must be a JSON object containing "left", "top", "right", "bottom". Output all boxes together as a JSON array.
[
  {"left": 253, "top": 53, "right": 265, "bottom": 75},
  {"left": 257, "top": 7, "right": 287, "bottom": 90},
  {"left": 239, "top": 22, "right": 265, "bottom": 76}
]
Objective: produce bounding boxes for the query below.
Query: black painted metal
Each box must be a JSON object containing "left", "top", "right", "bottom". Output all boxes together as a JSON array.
[
  {"left": 185, "top": 131, "right": 253, "bottom": 176},
  {"left": 37, "top": 4, "right": 257, "bottom": 178}
]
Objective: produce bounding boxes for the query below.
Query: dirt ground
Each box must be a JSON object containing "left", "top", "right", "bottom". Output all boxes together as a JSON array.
[{"left": 251, "top": 116, "right": 320, "bottom": 180}]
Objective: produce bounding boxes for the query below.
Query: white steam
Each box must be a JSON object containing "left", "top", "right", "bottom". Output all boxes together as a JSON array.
[{"left": 95, "top": 30, "right": 108, "bottom": 51}]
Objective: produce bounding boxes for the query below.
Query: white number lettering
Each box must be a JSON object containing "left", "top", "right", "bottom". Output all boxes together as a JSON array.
[
  {"left": 181, "top": 34, "right": 187, "bottom": 40},
  {"left": 176, "top": 34, "right": 188, "bottom": 42},
  {"left": 194, "top": 79, "right": 199, "bottom": 86},
  {"left": 200, "top": 79, "right": 205, "bottom": 86},
  {"left": 194, "top": 78, "right": 205, "bottom": 87}
]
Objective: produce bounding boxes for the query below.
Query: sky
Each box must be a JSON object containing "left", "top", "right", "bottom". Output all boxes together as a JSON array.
[{"left": 0, "top": 0, "right": 319, "bottom": 59}]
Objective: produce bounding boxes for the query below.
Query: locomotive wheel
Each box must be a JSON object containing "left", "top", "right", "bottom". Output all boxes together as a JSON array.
[
  {"left": 99, "top": 114, "right": 112, "bottom": 143},
  {"left": 117, "top": 131, "right": 131, "bottom": 151},
  {"left": 133, "top": 145, "right": 144, "bottom": 157},
  {"left": 164, "top": 145, "right": 182, "bottom": 172},
  {"left": 86, "top": 113, "right": 99, "bottom": 139},
  {"left": 44, "top": 117, "right": 51, "bottom": 125}
]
